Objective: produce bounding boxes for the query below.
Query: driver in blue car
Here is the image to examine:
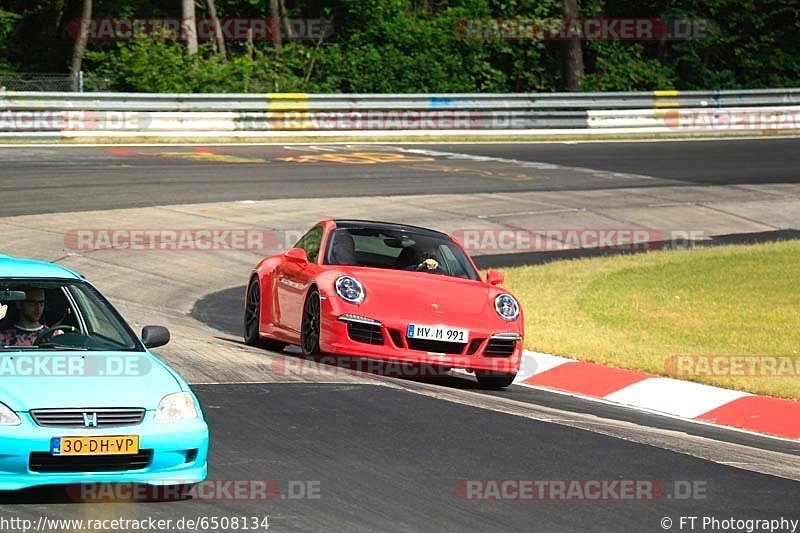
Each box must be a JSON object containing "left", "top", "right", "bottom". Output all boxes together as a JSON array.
[{"left": 0, "top": 288, "right": 58, "bottom": 346}]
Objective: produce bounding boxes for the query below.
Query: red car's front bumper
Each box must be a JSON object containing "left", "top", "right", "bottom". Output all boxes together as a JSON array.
[{"left": 318, "top": 306, "right": 522, "bottom": 375}]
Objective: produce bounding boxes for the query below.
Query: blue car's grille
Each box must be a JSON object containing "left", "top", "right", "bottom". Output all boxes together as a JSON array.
[
  {"left": 29, "top": 450, "right": 153, "bottom": 473},
  {"left": 30, "top": 408, "right": 145, "bottom": 428}
]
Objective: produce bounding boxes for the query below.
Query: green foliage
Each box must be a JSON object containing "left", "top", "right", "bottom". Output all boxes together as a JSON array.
[
  {"left": 311, "top": 1, "right": 505, "bottom": 92},
  {"left": 0, "top": 0, "right": 797, "bottom": 92},
  {"left": 0, "top": 9, "right": 22, "bottom": 72},
  {"left": 582, "top": 41, "right": 678, "bottom": 91},
  {"left": 84, "top": 37, "right": 317, "bottom": 92}
]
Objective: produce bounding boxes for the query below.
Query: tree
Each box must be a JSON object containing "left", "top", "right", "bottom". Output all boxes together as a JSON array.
[
  {"left": 269, "top": 0, "right": 282, "bottom": 58},
  {"left": 206, "top": 0, "right": 227, "bottom": 61},
  {"left": 182, "top": 0, "right": 198, "bottom": 55},
  {"left": 69, "top": 0, "right": 92, "bottom": 91},
  {"left": 561, "top": 0, "right": 584, "bottom": 90}
]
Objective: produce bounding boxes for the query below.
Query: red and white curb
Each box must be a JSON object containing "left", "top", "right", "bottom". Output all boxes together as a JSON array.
[{"left": 514, "top": 351, "right": 800, "bottom": 441}]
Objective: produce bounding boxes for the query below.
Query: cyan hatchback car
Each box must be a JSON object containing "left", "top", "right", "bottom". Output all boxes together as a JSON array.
[{"left": 0, "top": 254, "right": 208, "bottom": 491}]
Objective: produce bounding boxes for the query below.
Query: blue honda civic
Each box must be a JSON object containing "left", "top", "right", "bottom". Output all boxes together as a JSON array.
[{"left": 0, "top": 255, "right": 208, "bottom": 491}]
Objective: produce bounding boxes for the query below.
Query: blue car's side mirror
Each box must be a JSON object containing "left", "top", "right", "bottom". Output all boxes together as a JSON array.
[{"left": 142, "top": 325, "right": 170, "bottom": 348}]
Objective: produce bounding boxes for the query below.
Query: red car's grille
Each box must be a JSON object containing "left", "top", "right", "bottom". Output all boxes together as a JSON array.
[
  {"left": 346, "top": 321, "right": 384, "bottom": 345},
  {"left": 484, "top": 337, "right": 517, "bottom": 357}
]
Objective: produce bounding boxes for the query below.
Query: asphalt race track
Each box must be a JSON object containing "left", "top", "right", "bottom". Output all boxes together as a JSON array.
[
  {"left": 1, "top": 138, "right": 799, "bottom": 532},
  {"left": 3, "top": 384, "right": 799, "bottom": 532},
  {"left": 0, "top": 138, "right": 799, "bottom": 216}
]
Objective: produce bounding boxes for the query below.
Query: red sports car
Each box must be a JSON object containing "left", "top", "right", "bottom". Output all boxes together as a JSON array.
[{"left": 244, "top": 220, "right": 523, "bottom": 388}]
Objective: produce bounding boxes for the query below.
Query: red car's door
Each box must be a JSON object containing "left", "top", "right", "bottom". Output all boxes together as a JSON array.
[
  {"left": 275, "top": 260, "right": 313, "bottom": 333},
  {"left": 275, "top": 225, "right": 325, "bottom": 333}
]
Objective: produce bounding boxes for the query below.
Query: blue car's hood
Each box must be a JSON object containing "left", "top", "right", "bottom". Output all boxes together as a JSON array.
[{"left": 0, "top": 351, "right": 183, "bottom": 411}]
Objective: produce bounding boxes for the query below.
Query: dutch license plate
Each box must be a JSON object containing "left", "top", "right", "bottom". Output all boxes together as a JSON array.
[
  {"left": 407, "top": 324, "right": 469, "bottom": 343},
  {"left": 50, "top": 435, "right": 139, "bottom": 456}
]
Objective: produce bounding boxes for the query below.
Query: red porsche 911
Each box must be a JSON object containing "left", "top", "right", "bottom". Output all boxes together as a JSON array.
[{"left": 244, "top": 220, "right": 523, "bottom": 388}]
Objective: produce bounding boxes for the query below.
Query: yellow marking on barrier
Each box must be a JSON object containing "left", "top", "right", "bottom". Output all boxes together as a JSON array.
[
  {"left": 276, "top": 152, "right": 434, "bottom": 164},
  {"left": 654, "top": 90, "right": 680, "bottom": 108},
  {"left": 157, "top": 151, "right": 268, "bottom": 163},
  {"left": 267, "top": 93, "right": 310, "bottom": 111}
]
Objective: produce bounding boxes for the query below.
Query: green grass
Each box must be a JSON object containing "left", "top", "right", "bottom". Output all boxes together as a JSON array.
[{"left": 503, "top": 240, "right": 800, "bottom": 400}]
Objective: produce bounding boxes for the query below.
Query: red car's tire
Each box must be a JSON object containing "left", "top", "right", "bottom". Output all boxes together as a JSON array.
[
  {"left": 475, "top": 371, "right": 516, "bottom": 389},
  {"left": 300, "top": 287, "right": 321, "bottom": 356},
  {"left": 244, "top": 277, "right": 286, "bottom": 352}
]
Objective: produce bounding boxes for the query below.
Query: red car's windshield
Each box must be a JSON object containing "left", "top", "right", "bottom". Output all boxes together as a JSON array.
[{"left": 324, "top": 228, "right": 480, "bottom": 281}]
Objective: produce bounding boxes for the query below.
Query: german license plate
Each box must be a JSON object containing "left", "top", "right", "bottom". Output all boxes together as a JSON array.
[
  {"left": 407, "top": 324, "right": 468, "bottom": 343},
  {"left": 50, "top": 435, "right": 139, "bottom": 456}
]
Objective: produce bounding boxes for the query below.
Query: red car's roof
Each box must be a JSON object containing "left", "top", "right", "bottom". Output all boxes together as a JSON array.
[{"left": 330, "top": 219, "right": 450, "bottom": 239}]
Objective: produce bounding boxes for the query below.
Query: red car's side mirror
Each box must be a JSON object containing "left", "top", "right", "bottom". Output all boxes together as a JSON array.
[
  {"left": 285, "top": 247, "right": 309, "bottom": 264},
  {"left": 486, "top": 269, "right": 504, "bottom": 286}
]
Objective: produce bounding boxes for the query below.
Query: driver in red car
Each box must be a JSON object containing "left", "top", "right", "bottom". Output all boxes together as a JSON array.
[
  {"left": 0, "top": 288, "right": 56, "bottom": 346},
  {"left": 404, "top": 247, "right": 440, "bottom": 272}
]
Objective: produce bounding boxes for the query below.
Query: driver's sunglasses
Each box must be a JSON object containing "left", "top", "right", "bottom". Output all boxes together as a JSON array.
[{"left": 24, "top": 300, "right": 45, "bottom": 306}]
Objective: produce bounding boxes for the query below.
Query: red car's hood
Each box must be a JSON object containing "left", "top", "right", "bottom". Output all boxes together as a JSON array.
[{"left": 334, "top": 267, "right": 490, "bottom": 318}]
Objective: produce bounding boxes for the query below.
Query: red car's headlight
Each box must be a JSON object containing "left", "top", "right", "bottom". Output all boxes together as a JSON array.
[
  {"left": 494, "top": 294, "right": 520, "bottom": 321},
  {"left": 335, "top": 276, "right": 365, "bottom": 304}
]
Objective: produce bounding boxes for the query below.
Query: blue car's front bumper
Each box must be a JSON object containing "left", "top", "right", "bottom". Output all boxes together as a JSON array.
[{"left": 0, "top": 411, "right": 208, "bottom": 491}]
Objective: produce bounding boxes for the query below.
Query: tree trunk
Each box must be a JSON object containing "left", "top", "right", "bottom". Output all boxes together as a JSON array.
[
  {"left": 206, "top": 0, "right": 227, "bottom": 61},
  {"left": 280, "top": 0, "right": 296, "bottom": 41},
  {"left": 270, "top": 0, "right": 282, "bottom": 58},
  {"left": 182, "top": 0, "right": 198, "bottom": 56},
  {"left": 561, "top": 0, "right": 583, "bottom": 91},
  {"left": 69, "top": 0, "right": 92, "bottom": 91}
]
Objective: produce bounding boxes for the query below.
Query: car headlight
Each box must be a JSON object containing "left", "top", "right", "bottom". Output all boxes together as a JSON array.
[
  {"left": 0, "top": 402, "right": 20, "bottom": 426},
  {"left": 494, "top": 294, "right": 520, "bottom": 321},
  {"left": 154, "top": 392, "right": 198, "bottom": 423},
  {"left": 335, "top": 276, "right": 365, "bottom": 304}
]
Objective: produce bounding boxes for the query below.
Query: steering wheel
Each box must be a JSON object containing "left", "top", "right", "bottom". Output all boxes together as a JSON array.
[
  {"left": 34, "top": 325, "right": 79, "bottom": 346},
  {"left": 415, "top": 262, "right": 446, "bottom": 275}
]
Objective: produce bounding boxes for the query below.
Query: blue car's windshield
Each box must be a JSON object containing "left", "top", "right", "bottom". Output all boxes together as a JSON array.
[{"left": 0, "top": 280, "right": 141, "bottom": 351}]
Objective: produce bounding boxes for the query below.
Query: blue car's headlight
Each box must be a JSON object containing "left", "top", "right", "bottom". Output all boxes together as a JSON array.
[
  {"left": 335, "top": 276, "right": 365, "bottom": 304},
  {"left": 494, "top": 294, "right": 520, "bottom": 321},
  {"left": 0, "top": 402, "right": 20, "bottom": 426},
  {"left": 154, "top": 392, "right": 198, "bottom": 423}
]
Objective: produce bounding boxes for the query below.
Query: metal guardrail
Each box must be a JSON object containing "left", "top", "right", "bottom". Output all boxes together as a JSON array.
[
  {"left": 2, "top": 88, "right": 799, "bottom": 111},
  {"left": 0, "top": 88, "right": 798, "bottom": 137}
]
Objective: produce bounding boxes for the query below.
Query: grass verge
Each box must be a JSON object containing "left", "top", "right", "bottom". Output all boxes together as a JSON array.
[{"left": 504, "top": 240, "right": 800, "bottom": 400}]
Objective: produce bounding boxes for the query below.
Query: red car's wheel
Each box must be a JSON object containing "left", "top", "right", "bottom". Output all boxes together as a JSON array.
[
  {"left": 475, "top": 371, "right": 516, "bottom": 389},
  {"left": 244, "top": 277, "right": 286, "bottom": 351},
  {"left": 300, "top": 287, "right": 321, "bottom": 356}
]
